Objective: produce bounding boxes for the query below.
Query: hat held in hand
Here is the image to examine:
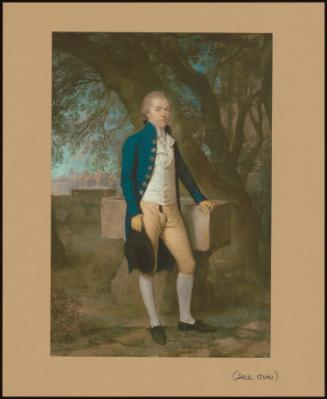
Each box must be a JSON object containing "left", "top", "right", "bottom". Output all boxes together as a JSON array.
[{"left": 124, "top": 228, "right": 155, "bottom": 274}]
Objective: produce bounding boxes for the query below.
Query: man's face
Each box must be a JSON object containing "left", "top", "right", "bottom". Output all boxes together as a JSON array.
[{"left": 147, "top": 97, "right": 170, "bottom": 129}]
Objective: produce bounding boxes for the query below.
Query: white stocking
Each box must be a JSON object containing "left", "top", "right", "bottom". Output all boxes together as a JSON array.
[
  {"left": 176, "top": 272, "right": 196, "bottom": 324},
  {"left": 138, "top": 274, "right": 161, "bottom": 327}
]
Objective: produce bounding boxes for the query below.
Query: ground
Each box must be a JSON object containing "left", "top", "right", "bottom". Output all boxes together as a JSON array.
[{"left": 51, "top": 288, "right": 270, "bottom": 358}]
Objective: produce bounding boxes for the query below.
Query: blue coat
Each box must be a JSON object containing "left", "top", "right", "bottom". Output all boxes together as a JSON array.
[{"left": 120, "top": 120, "right": 207, "bottom": 273}]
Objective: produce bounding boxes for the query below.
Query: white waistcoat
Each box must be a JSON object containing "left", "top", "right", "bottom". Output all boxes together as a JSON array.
[{"left": 142, "top": 126, "right": 177, "bottom": 205}]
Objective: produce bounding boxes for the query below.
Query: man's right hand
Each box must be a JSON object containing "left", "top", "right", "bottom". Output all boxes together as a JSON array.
[{"left": 131, "top": 214, "right": 143, "bottom": 232}]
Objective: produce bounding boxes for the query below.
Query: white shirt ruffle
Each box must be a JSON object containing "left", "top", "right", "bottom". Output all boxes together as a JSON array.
[
  {"left": 142, "top": 126, "right": 177, "bottom": 205},
  {"left": 155, "top": 127, "right": 175, "bottom": 167}
]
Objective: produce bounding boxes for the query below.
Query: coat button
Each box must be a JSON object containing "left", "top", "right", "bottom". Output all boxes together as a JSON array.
[
  {"left": 150, "top": 156, "right": 155, "bottom": 161},
  {"left": 152, "top": 139, "right": 156, "bottom": 144},
  {"left": 142, "top": 182, "right": 147, "bottom": 187},
  {"left": 145, "top": 174, "right": 150, "bottom": 179},
  {"left": 139, "top": 190, "right": 144, "bottom": 195},
  {"left": 151, "top": 147, "right": 156, "bottom": 153},
  {"left": 148, "top": 165, "right": 153, "bottom": 170}
]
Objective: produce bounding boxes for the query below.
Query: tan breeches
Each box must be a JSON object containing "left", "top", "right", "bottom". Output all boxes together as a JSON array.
[{"left": 139, "top": 200, "right": 196, "bottom": 275}]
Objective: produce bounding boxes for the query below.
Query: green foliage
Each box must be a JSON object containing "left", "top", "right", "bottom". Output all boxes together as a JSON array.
[{"left": 52, "top": 48, "right": 132, "bottom": 172}]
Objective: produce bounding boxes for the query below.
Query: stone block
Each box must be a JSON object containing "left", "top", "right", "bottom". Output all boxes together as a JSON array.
[
  {"left": 181, "top": 198, "right": 231, "bottom": 251},
  {"left": 101, "top": 197, "right": 126, "bottom": 239}
]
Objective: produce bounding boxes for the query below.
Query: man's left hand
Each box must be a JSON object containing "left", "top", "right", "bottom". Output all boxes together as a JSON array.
[{"left": 198, "top": 200, "right": 217, "bottom": 213}]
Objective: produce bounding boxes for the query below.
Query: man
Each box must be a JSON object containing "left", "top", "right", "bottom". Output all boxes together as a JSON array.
[{"left": 121, "top": 91, "right": 217, "bottom": 345}]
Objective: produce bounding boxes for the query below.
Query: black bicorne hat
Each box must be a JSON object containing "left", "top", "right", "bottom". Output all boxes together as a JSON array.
[{"left": 124, "top": 229, "right": 155, "bottom": 274}]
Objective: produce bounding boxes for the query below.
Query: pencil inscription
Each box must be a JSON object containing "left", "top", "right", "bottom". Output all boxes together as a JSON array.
[{"left": 232, "top": 370, "right": 278, "bottom": 382}]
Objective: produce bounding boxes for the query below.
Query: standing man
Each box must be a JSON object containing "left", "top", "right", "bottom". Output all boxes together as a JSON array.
[{"left": 121, "top": 91, "right": 217, "bottom": 345}]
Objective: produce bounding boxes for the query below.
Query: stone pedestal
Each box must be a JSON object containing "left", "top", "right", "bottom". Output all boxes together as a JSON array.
[
  {"left": 181, "top": 198, "right": 231, "bottom": 251},
  {"left": 101, "top": 197, "right": 126, "bottom": 239}
]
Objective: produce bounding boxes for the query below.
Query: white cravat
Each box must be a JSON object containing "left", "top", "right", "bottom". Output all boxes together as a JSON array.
[{"left": 142, "top": 126, "right": 177, "bottom": 205}]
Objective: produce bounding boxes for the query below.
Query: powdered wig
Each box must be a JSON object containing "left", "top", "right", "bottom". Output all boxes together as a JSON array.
[{"left": 141, "top": 91, "right": 171, "bottom": 123}]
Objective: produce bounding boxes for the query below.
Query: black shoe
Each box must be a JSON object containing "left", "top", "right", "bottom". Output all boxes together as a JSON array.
[
  {"left": 149, "top": 325, "right": 167, "bottom": 345},
  {"left": 178, "top": 319, "right": 216, "bottom": 333}
]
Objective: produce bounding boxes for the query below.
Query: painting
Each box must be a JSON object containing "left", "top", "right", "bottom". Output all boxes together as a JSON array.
[
  {"left": 4, "top": 3, "right": 325, "bottom": 397},
  {"left": 51, "top": 32, "right": 272, "bottom": 357}
]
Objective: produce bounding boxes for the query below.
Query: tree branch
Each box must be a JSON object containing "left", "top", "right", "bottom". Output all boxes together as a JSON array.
[
  {"left": 230, "top": 90, "right": 261, "bottom": 166},
  {"left": 238, "top": 102, "right": 266, "bottom": 180}
]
